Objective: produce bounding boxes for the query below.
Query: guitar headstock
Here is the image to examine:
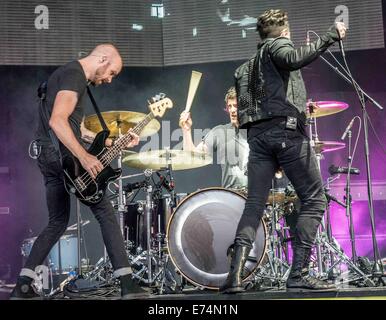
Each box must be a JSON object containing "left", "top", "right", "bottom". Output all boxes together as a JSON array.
[{"left": 148, "top": 93, "right": 173, "bottom": 118}]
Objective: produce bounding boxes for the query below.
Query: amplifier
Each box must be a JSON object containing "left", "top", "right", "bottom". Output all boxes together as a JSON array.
[{"left": 328, "top": 180, "right": 386, "bottom": 201}]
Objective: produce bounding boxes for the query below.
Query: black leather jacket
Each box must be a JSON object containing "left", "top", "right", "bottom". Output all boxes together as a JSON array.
[{"left": 235, "top": 28, "right": 340, "bottom": 128}]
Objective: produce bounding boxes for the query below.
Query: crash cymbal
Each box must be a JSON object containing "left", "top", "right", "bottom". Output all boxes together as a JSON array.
[
  {"left": 122, "top": 149, "right": 213, "bottom": 171},
  {"left": 313, "top": 141, "right": 346, "bottom": 154},
  {"left": 307, "top": 101, "right": 349, "bottom": 118},
  {"left": 84, "top": 111, "right": 160, "bottom": 138}
]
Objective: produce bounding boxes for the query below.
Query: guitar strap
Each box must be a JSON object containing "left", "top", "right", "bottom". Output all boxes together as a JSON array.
[{"left": 86, "top": 85, "right": 109, "bottom": 132}]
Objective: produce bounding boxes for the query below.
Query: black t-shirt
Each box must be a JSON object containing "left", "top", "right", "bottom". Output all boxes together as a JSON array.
[{"left": 35, "top": 60, "right": 88, "bottom": 156}]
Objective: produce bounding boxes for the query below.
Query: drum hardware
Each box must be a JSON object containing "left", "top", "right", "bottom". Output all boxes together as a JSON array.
[
  {"left": 308, "top": 102, "right": 333, "bottom": 277},
  {"left": 343, "top": 124, "right": 358, "bottom": 264},
  {"left": 314, "top": 232, "right": 375, "bottom": 287},
  {"left": 121, "top": 168, "right": 178, "bottom": 289},
  {"left": 323, "top": 175, "right": 344, "bottom": 280},
  {"left": 318, "top": 178, "right": 375, "bottom": 286},
  {"left": 269, "top": 184, "right": 289, "bottom": 279},
  {"left": 304, "top": 100, "right": 376, "bottom": 286},
  {"left": 252, "top": 204, "right": 291, "bottom": 289},
  {"left": 316, "top": 40, "right": 384, "bottom": 282},
  {"left": 130, "top": 152, "right": 181, "bottom": 289}
]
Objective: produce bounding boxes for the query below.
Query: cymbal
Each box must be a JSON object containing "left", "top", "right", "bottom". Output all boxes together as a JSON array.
[
  {"left": 266, "top": 189, "right": 297, "bottom": 205},
  {"left": 313, "top": 141, "right": 346, "bottom": 154},
  {"left": 84, "top": 111, "right": 160, "bottom": 138},
  {"left": 122, "top": 149, "right": 213, "bottom": 171},
  {"left": 307, "top": 101, "right": 349, "bottom": 118}
]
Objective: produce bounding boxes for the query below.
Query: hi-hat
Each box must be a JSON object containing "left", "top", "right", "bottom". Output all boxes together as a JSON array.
[
  {"left": 267, "top": 191, "right": 297, "bottom": 205},
  {"left": 84, "top": 111, "right": 160, "bottom": 138},
  {"left": 307, "top": 101, "right": 349, "bottom": 118},
  {"left": 122, "top": 149, "right": 213, "bottom": 171},
  {"left": 313, "top": 141, "right": 346, "bottom": 154}
]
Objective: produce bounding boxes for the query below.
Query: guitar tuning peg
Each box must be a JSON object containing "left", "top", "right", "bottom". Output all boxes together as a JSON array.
[
  {"left": 148, "top": 93, "right": 166, "bottom": 105},
  {"left": 149, "top": 97, "right": 158, "bottom": 104}
]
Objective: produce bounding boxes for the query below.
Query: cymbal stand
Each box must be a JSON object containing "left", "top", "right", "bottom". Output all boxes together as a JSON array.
[
  {"left": 317, "top": 180, "right": 375, "bottom": 286},
  {"left": 270, "top": 188, "right": 285, "bottom": 280},
  {"left": 129, "top": 171, "right": 167, "bottom": 287},
  {"left": 343, "top": 129, "right": 358, "bottom": 263},
  {"left": 308, "top": 111, "right": 326, "bottom": 277},
  {"left": 318, "top": 231, "right": 375, "bottom": 286},
  {"left": 324, "top": 175, "right": 344, "bottom": 279},
  {"left": 254, "top": 198, "right": 291, "bottom": 289},
  {"left": 145, "top": 182, "right": 153, "bottom": 284},
  {"left": 116, "top": 125, "right": 126, "bottom": 236},
  {"left": 76, "top": 199, "right": 82, "bottom": 276}
]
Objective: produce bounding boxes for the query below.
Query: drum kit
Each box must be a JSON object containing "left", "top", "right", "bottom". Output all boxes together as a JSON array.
[{"left": 21, "top": 99, "right": 377, "bottom": 295}]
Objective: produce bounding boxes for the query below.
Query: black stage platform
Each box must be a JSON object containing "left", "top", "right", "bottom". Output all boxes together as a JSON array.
[
  {"left": 149, "top": 286, "right": 386, "bottom": 300},
  {"left": 1, "top": 284, "right": 386, "bottom": 300}
]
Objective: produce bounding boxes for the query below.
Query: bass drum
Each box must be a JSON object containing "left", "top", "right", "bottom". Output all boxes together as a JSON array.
[{"left": 167, "top": 188, "right": 267, "bottom": 290}]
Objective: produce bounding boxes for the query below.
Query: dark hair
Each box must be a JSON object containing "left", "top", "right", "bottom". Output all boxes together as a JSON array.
[{"left": 256, "top": 9, "right": 289, "bottom": 40}]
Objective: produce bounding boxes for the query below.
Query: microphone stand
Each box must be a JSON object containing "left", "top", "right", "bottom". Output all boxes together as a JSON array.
[{"left": 319, "top": 47, "right": 384, "bottom": 282}]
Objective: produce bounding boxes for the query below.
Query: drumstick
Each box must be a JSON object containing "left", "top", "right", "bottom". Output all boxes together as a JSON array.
[{"left": 184, "top": 71, "right": 202, "bottom": 113}]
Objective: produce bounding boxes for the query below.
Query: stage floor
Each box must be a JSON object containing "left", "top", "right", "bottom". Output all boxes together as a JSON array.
[{"left": 1, "top": 284, "right": 386, "bottom": 300}]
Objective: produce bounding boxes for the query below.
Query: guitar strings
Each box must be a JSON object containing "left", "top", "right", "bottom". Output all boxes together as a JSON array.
[
  {"left": 75, "top": 114, "right": 151, "bottom": 190},
  {"left": 74, "top": 99, "right": 170, "bottom": 194}
]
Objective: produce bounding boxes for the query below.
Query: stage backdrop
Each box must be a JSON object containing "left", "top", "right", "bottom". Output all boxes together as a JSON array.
[{"left": 0, "top": 0, "right": 384, "bottom": 65}]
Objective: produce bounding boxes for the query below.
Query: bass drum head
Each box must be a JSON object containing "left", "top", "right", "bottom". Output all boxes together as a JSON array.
[{"left": 167, "top": 188, "right": 267, "bottom": 290}]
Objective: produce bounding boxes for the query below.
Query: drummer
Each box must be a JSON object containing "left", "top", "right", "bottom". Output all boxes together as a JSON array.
[
  {"left": 180, "top": 86, "right": 300, "bottom": 260},
  {"left": 179, "top": 87, "right": 248, "bottom": 191}
]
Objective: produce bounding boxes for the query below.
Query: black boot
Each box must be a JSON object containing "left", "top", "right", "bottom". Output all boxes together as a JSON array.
[
  {"left": 286, "top": 247, "right": 336, "bottom": 292},
  {"left": 220, "top": 245, "right": 251, "bottom": 294},
  {"left": 9, "top": 276, "right": 41, "bottom": 300},
  {"left": 120, "top": 274, "right": 149, "bottom": 300}
]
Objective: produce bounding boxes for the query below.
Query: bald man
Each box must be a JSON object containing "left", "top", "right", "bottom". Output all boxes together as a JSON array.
[{"left": 11, "top": 44, "right": 146, "bottom": 299}]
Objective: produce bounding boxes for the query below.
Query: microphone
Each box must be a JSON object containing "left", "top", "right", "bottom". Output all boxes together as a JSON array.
[
  {"left": 123, "top": 181, "right": 145, "bottom": 192},
  {"left": 325, "top": 192, "right": 347, "bottom": 208},
  {"left": 306, "top": 31, "right": 310, "bottom": 46},
  {"left": 328, "top": 164, "right": 360, "bottom": 176},
  {"left": 336, "top": 23, "right": 346, "bottom": 57},
  {"left": 340, "top": 118, "right": 355, "bottom": 140},
  {"left": 156, "top": 172, "right": 174, "bottom": 192}
]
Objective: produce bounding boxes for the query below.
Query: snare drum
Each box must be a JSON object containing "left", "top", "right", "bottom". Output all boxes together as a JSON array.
[{"left": 167, "top": 187, "right": 267, "bottom": 290}]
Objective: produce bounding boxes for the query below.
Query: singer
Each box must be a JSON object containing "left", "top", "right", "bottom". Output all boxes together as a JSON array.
[{"left": 221, "top": 9, "right": 347, "bottom": 293}]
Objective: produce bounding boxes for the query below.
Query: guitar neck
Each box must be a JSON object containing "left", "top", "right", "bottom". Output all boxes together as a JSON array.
[{"left": 100, "top": 113, "right": 155, "bottom": 165}]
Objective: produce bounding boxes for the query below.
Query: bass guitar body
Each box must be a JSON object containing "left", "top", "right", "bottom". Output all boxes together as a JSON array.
[{"left": 63, "top": 130, "right": 121, "bottom": 206}]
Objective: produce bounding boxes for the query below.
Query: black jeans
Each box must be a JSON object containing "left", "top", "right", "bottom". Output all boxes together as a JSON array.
[
  {"left": 24, "top": 145, "right": 130, "bottom": 275},
  {"left": 235, "top": 122, "right": 327, "bottom": 249}
]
